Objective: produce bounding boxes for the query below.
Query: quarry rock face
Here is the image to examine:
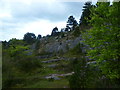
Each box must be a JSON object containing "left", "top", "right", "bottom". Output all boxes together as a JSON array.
[{"left": 39, "top": 36, "right": 82, "bottom": 53}]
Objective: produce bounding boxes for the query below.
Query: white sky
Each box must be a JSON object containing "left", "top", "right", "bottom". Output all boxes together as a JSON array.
[{"left": 0, "top": 0, "right": 115, "bottom": 41}]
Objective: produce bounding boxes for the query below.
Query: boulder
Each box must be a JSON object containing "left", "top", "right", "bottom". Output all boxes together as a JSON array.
[{"left": 45, "top": 75, "right": 61, "bottom": 80}]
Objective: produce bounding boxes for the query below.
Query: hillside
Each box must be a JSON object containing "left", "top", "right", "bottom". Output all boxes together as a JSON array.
[{"left": 2, "top": 1, "right": 120, "bottom": 88}]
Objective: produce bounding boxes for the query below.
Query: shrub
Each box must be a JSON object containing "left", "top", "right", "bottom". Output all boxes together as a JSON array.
[
  {"left": 16, "top": 55, "right": 42, "bottom": 72},
  {"left": 68, "top": 43, "right": 83, "bottom": 55}
]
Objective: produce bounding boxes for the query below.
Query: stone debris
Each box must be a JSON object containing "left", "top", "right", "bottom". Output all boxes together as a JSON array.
[
  {"left": 45, "top": 76, "right": 61, "bottom": 80},
  {"left": 87, "top": 61, "right": 96, "bottom": 65},
  {"left": 41, "top": 57, "right": 78, "bottom": 63},
  {"left": 41, "top": 59, "right": 61, "bottom": 63},
  {"left": 44, "top": 72, "right": 74, "bottom": 80}
]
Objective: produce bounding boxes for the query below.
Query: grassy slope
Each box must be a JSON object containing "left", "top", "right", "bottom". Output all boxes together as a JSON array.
[
  {"left": 24, "top": 79, "right": 69, "bottom": 88},
  {"left": 4, "top": 30, "right": 81, "bottom": 88},
  {"left": 11, "top": 56, "right": 72, "bottom": 88}
]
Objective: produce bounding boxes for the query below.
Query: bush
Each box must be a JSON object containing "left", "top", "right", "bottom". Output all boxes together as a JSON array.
[
  {"left": 16, "top": 55, "right": 42, "bottom": 72},
  {"left": 68, "top": 43, "right": 83, "bottom": 55},
  {"left": 23, "top": 32, "right": 36, "bottom": 44},
  {"left": 2, "top": 54, "right": 26, "bottom": 88},
  {"left": 69, "top": 57, "right": 88, "bottom": 88},
  {"left": 2, "top": 47, "right": 42, "bottom": 88},
  {"left": 73, "top": 26, "right": 81, "bottom": 37}
]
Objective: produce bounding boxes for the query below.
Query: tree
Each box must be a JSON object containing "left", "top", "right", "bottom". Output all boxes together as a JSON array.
[
  {"left": 37, "top": 34, "right": 42, "bottom": 40},
  {"left": 51, "top": 27, "right": 59, "bottom": 36},
  {"left": 23, "top": 32, "right": 36, "bottom": 44},
  {"left": 8, "top": 38, "right": 25, "bottom": 46},
  {"left": 82, "top": 1, "right": 120, "bottom": 81},
  {"left": 73, "top": 26, "right": 81, "bottom": 37},
  {"left": 2, "top": 40, "right": 9, "bottom": 49},
  {"left": 67, "top": 16, "right": 78, "bottom": 30},
  {"left": 79, "top": 1, "right": 93, "bottom": 26},
  {"left": 68, "top": 43, "right": 90, "bottom": 88}
]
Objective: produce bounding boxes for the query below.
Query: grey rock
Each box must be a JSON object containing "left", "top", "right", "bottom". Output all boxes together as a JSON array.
[
  {"left": 53, "top": 76, "right": 61, "bottom": 80},
  {"left": 47, "top": 64, "right": 57, "bottom": 68},
  {"left": 41, "top": 59, "right": 61, "bottom": 63},
  {"left": 87, "top": 61, "right": 96, "bottom": 65},
  {"left": 45, "top": 72, "right": 74, "bottom": 80},
  {"left": 45, "top": 75, "right": 61, "bottom": 80},
  {"left": 85, "top": 56, "right": 93, "bottom": 61},
  {"left": 42, "top": 36, "right": 82, "bottom": 53}
]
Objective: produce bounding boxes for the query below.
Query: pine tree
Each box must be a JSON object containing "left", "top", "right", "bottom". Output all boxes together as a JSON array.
[
  {"left": 67, "top": 16, "right": 78, "bottom": 30},
  {"left": 80, "top": 1, "right": 93, "bottom": 26},
  {"left": 51, "top": 27, "right": 59, "bottom": 36}
]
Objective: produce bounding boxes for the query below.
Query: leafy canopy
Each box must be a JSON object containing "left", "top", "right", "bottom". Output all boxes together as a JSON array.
[
  {"left": 23, "top": 32, "right": 36, "bottom": 44},
  {"left": 82, "top": 1, "right": 120, "bottom": 79}
]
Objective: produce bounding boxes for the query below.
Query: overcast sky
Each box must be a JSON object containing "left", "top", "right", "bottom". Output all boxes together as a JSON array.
[{"left": 0, "top": 0, "right": 99, "bottom": 41}]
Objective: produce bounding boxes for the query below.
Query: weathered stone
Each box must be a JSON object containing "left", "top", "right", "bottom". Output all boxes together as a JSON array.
[
  {"left": 41, "top": 36, "right": 82, "bottom": 53},
  {"left": 87, "top": 61, "right": 96, "bottom": 65},
  {"left": 47, "top": 64, "right": 57, "bottom": 68},
  {"left": 45, "top": 75, "right": 61, "bottom": 80},
  {"left": 44, "top": 72, "right": 74, "bottom": 80},
  {"left": 53, "top": 76, "right": 61, "bottom": 80},
  {"left": 41, "top": 59, "right": 61, "bottom": 63}
]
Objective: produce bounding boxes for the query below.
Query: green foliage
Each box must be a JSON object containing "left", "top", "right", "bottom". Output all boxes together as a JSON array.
[
  {"left": 69, "top": 57, "right": 88, "bottom": 88},
  {"left": 9, "top": 38, "right": 25, "bottom": 46},
  {"left": 2, "top": 51, "right": 26, "bottom": 88},
  {"left": 16, "top": 55, "right": 42, "bottom": 72},
  {"left": 68, "top": 44, "right": 90, "bottom": 88},
  {"left": 65, "top": 44, "right": 69, "bottom": 51},
  {"left": 2, "top": 41, "right": 9, "bottom": 49},
  {"left": 68, "top": 54, "right": 113, "bottom": 88},
  {"left": 23, "top": 32, "right": 36, "bottom": 44},
  {"left": 2, "top": 38, "right": 42, "bottom": 88},
  {"left": 6, "top": 43, "right": 42, "bottom": 72},
  {"left": 60, "top": 31, "right": 65, "bottom": 38},
  {"left": 80, "top": 1, "right": 93, "bottom": 26},
  {"left": 23, "top": 79, "right": 69, "bottom": 88},
  {"left": 38, "top": 49, "right": 52, "bottom": 56},
  {"left": 72, "top": 26, "right": 81, "bottom": 37},
  {"left": 37, "top": 34, "right": 42, "bottom": 40},
  {"left": 3, "top": 49, "right": 42, "bottom": 88},
  {"left": 68, "top": 43, "right": 83, "bottom": 55},
  {"left": 34, "top": 40, "right": 41, "bottom": 54},
  {"left": 82, "top": 1, "right": 120, "bottom": 80},
  {"left": 2, "top": 1, "right": 120, "bottom": 88},
  {"left": 67, "top": 16, "right": 78, "bottom": 30},
  {"left": 51, "top": 27, "right": 60, "bottom": 36},
  {"left": 8, "top": 45, "right": 29, "bottom": 58},
  {"left": 69, "top": 2, "right": 120, "bottom": 88}
]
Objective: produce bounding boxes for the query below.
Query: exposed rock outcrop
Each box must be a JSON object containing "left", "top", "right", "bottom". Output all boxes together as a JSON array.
[{"left": 38, "top": 36, "right": 82, "bottom": 53}]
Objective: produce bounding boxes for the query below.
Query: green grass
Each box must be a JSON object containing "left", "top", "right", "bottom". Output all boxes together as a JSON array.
[
  {"left": 42, "top": 58, "right": 72, "bottom": 73},
  {"left": 23, "top": 79, "right": 69, "bottom": 88},
  {"left": 2, "top": 49, "right": 74, "bottom": 88},
  {"left": 42, "top": 59, "right": 68, "bottom": 66},
  {"left": 42, "top": 67, "right": 65, "bottom": 75},
  {"left": 9, "top": 55, "right": 71, "bottom": 88},
  {"left": 3, "top": 54, "right": 73, "bottom": 88},
  {"left": 10, "top": 68, "right": 69, "bottom": 88}
]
